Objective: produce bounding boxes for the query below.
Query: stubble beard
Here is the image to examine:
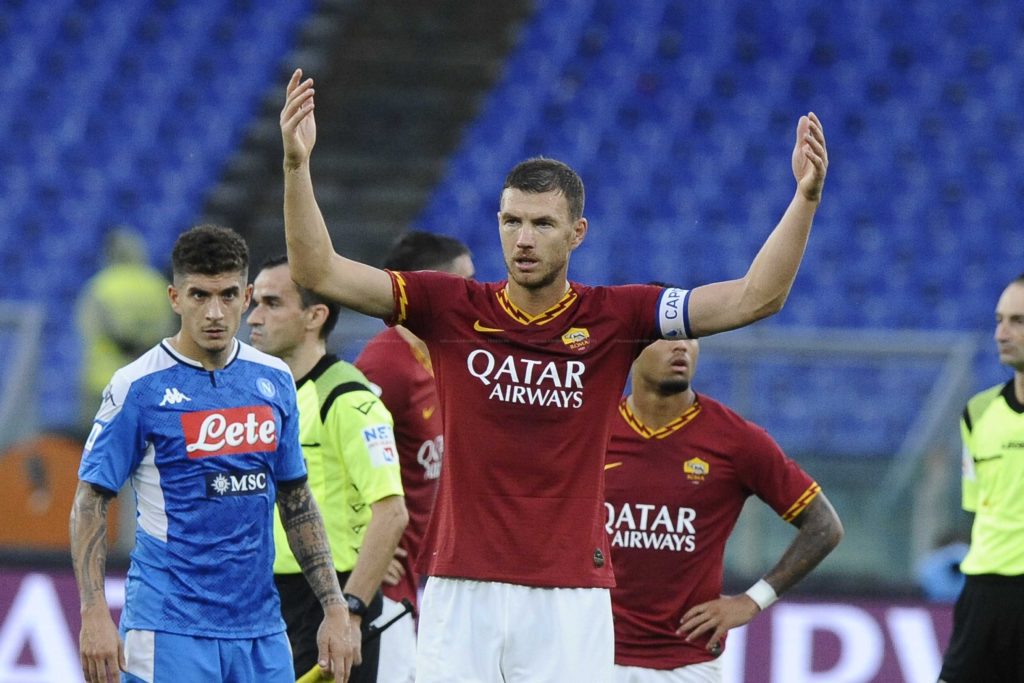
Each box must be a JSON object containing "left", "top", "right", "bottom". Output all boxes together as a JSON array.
[{"left": 657, "top": 379, "right": 690, "bottom": 396}]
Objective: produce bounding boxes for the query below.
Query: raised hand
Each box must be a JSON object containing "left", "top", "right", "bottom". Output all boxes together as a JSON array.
[
  {"left": 791, "top": 112, "right": 828, "bottom": 202},
  {"left": 281, "top": 68, "right": 317, "bottom": 171}
]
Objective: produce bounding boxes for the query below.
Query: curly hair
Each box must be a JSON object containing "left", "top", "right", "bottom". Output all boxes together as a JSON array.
[{"left": 172, "top": 224, "right": 249, "bottom": 280}]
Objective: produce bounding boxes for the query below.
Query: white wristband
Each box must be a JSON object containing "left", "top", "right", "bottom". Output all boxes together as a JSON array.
[{"left": 744, "top": 579, "right": 778, "bottom": 611}]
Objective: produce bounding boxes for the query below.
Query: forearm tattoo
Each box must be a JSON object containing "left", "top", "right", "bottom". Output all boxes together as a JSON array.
[
  {"left": 277, "top": 483, "right": 343, "bottom": 606},
  {"left": 70, "top": 483, "right": 111, "bottom": 609}
]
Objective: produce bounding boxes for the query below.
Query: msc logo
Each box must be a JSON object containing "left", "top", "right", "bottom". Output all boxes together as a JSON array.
[
  {"left": 182, "top": 406, "right": 277, "bottom": 458},
  {"left": 160, "top": 387, "right": 192, "bottom": 406},
  {"left": 206, "top": 469, "right": 269, "bottom": 497},
  {"left": 684, "top": 456, "right": 709, "bottom": 483},
  {"left": 561, "top": 327, "right": 591, "bottom": 352}
]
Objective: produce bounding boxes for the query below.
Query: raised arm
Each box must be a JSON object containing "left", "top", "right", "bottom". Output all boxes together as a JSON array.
[
  {"left": 280, "top": 69, "right": 395, "bottom": 319},
  {"left": 277, "top": 480, "right": 359, "bottom": 682},
  {"left": 686, "top": 113, "right": 828, "bottom": 337},
  {"left": 70, "top": 481, "right": 125, "bottom": 683},
  {"left": 678, "top": 492, "right": 843, "bottom": 651}
]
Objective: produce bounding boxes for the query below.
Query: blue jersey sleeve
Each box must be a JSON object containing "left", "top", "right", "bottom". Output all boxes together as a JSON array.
[{"left": 78, "top": 372, "right": 148, "bottom": 493}]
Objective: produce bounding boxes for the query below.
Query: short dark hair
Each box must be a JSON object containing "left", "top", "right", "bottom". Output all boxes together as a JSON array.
[
  {"left": 503, "top": 157, "right": 585, "bottom": 222},
  {"left": 259, "top": 255, "right": 341, "bottom": 340},
  {"left": 383, "top": 231, "right": 470, "bottom": 272},
  {"left": 172, "top": 224, "right": 249, "bottom": 280}
]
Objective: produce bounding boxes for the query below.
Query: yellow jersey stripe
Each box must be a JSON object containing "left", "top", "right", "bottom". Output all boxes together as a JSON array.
[
  {"left": 619, "top": 399, "right": 701, "bottom": 439},
  {"left": 781, "top": 482, "right": 821, "bottom": 522},
  {"left": 391, "top": 271, "right": 409, "bottom": 325},
  {"left": 496, "top": 286, "right": 578, "bottom": 326}
]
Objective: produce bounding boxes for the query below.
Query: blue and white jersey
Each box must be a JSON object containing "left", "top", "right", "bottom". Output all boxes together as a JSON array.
[{"left": 79, "top": 338, "right": 307, "bottom": 638}]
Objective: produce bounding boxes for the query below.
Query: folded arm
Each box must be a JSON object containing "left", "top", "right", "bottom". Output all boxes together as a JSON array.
[{"left": 678, "top": 492, "right": 843, "bottom": 650}]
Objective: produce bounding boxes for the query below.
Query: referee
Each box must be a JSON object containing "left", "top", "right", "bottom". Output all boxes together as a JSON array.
[{"left": 939, "top": 273, "right": 1024, "bottom": 682}]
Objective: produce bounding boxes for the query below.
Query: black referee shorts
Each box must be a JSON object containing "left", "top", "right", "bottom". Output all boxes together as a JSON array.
[
  {"left": 939, "top": 573, "right": 1024, "bottom": 683},
  {"left": 275, "top": 571, "right": 384, "bottom": 682}
]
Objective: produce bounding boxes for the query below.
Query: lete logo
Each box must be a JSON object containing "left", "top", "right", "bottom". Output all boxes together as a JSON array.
[{"left": 181, "top": 406, "right": 277, "bottom": 458}]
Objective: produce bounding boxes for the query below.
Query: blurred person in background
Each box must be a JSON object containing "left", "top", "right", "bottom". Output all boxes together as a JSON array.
[
  {"left": 939, "top": 273, "right": 1024, "bottom": 683},
  {"left": 75, "top": 226, "right": 175, "bottom": 437},
  {"left": 249, "top": 256, "right": 407, "bottom": 682},
  {"left": 353, "top": 231, "right": 474, "bottom": 683},
  {"left": 605, "top": 336, "right": 843, "bottom": 682},
  {"left": 71, "top": 225, "right": 356, "bottom": 683},
  {"left": 280, "top": 67, "right": 827, "bottom": 681}
]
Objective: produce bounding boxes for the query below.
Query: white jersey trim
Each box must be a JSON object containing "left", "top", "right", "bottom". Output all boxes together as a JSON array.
[{"left": 133, "top": 443, "right": 167, "bottom": 542}]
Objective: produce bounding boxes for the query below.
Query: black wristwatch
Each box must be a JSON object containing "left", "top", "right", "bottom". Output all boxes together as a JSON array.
[{"left": 343, "top": 592, "right": 368, "bottom": 618}]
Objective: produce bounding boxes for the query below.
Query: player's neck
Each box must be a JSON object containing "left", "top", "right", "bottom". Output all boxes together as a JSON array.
[
  {"left": 285, "top": 339, "right": 328, "bottom": 382},
  {"left": 168, "top": 333, "right": 235, "bottom": 371},
  {"left": 628, "top": 387, "right": 696, "bottom": 430},
  {"left": 1015, "top": 372, "right": 1024, "bottom": 404},
  {"left": 505, "top": 279, "right": 570, "bottom": 316}
]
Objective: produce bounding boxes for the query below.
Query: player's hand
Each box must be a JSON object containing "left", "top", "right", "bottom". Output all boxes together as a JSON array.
[
  {"left": 676, "top": 594, "right": 761, "bottom": 654},
  {"left": 383, "top": 547, "right": 408, "bottom": 586},
  {"left": 315, "top": 604, "right": 360, "bottom": 682},
  {"left": 281, "top": 68, "right": 317, "bottom": 171},
  {"left": 791, "top": 112, "right": 828, "bottom": 202},
  {"left": 79, "top": 606, "right": 125, "bottom": 683}
]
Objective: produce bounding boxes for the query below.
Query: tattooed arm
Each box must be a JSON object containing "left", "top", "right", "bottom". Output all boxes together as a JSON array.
[
  {"left": 70, "top": 481, "right": 125, "bottom": 683},
  {"left": 277, "top": 480, "right": 359, "bottom": 682}
]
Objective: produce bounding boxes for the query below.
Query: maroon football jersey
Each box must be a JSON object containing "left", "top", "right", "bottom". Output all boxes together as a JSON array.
[
  {"left": 355, "top": 326, "right": 441, "bottom": 607},
  {"left": 388, "top": 270, "right": 668, "bottom": 587},
  {"left": 605, "top": 395, "right": 819, "bottom": 669}
]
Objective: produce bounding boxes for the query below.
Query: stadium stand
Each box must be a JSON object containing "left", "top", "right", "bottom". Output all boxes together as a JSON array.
[
  {"left": 0, "top": 0, "right": 313, "bottom": 428},
  {"left": 416, "top": 0, "right": 1020, "bottom": 458}
]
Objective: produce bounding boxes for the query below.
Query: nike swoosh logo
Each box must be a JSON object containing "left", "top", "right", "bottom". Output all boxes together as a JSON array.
[
  {"left": 473, "top": 320, "right": 504, "bottom": 333},
  {"left": 605, "top": 462, "right": 623, "bottom": 470},
  {"left": 422, "top": 406, "right": 436, "bottom": 420}
]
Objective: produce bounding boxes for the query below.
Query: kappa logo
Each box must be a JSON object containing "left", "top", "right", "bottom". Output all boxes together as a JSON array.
[
  {"left": 160, "top": 387, "right": 192, "bottom": 406},
  {"left": 473, "top": 320, "right": 504, "bottom": 334}
]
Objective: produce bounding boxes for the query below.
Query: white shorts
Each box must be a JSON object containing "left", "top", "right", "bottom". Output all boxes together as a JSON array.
[
  {"left": 375, "top": 595, "right": 417, "bottom": 683},
  {"left": 615, "top": 660, "right": 722, "bottom": 683},
  {"left": 415, "top": 577, "right": 614, "bottom": 683}
]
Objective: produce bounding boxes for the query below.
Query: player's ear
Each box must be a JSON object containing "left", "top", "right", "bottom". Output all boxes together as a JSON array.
[
  {"left": 243, "top": 282, "right": 253, "bottom": 307},
  {"left": 167, "top": 284, "right": 182, "bottom": 315},
  {"left": 306, "top": 303, "right": 329, "bottom": 332},
  {"left": 570, "top": 217, "right": 587, "bottom": 250}
]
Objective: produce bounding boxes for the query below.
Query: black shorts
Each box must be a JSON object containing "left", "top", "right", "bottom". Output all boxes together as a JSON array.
[
  {"left": 275, "top": 571, "right": 384, "bottom": 682},
  {"left": 939, "top": 573, "right": 1024, "bottom": 683}
]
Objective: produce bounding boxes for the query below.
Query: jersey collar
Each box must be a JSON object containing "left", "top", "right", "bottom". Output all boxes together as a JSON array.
[
  {"left": 160, "top": 338, "right": 240, "bottom": 370},
  {"left": 619, "top": 395, "right": 702, "bottom": 439},
  {"left": 296, "top": 353, "right": 338, "bottom": 389},
  {"left": 496, "top": 283, "right": 578, "bottom": 326},
  {"left": 1002, "top": 380, "right": 1024, "bottom": 414}
]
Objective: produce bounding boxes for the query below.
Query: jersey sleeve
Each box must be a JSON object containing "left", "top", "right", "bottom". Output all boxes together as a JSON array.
[
  {"left": 78, "top": 372, "right": 147, "bottom": 493},
  {"left": 273, "top": 371, "right": 307, "bottom": 484},
  {"left": 734, "top": 423, "right": 819, "bottom": 522},
  {"left": 322, "top": 389, "right": 405, "bottom": 505},
  {"left": 960, "top": 408, "right": 978, "bottom": 512},
  {"left": 385, "top": 269, "right": 468, "bottom": 341}
]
